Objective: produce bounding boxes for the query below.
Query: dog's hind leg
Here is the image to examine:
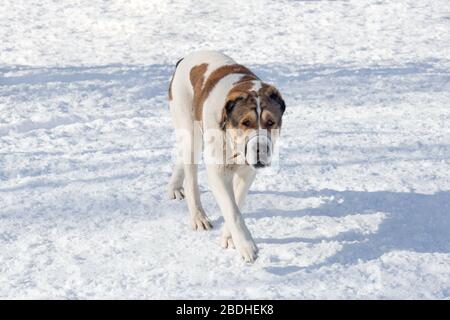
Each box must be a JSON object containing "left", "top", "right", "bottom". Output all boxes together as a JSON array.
[
  {"left": 168, "top": 162, "right": 185, "bottom": 200},
  {"left": 168, "top": 108, "right": 188, "bottom": 200},
  {"left": 182, "top": 122, "right": 212, "bottom": 230},
  {"left": 168, "top": 118, "right": 211, "bottom": 229},
  {"left": 168, "top": 124, "right": 211, "bottom": 229}
]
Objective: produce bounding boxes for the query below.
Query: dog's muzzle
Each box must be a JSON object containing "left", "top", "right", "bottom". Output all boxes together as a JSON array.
[{"left": 245, "top": 130, "right": 273, "bottom": 169}]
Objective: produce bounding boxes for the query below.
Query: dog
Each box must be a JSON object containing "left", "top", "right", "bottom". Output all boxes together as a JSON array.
[{"left": 167, "top": 51, "right": 286, "bottom": 262}]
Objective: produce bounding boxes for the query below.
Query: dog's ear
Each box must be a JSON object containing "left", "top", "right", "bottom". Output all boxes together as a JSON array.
[
  {"left": 262, "top": 85, "right": 286, "bottom": 114},
  {"left": 269, "top": 91, "right": 286, "bottom": 113},
  {"left": 220, "top": 97, "right": 243, "bottom": 129},
  {"left": 225, "top": 97, "right": 242, "bottom": 113}
]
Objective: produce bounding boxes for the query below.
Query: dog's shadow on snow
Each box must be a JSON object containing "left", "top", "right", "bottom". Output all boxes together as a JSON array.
[{"left": 248, "top": 189, "right": 450, "bottom": 273}]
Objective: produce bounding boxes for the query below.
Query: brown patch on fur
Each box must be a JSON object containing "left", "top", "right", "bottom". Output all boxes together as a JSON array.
[
  {"left": 227, "top": 80, "right": 255, "bottom": 102},
  {"left": 234, "top": 74, "right": 259, "bottom": 84},
  {"left": 189, "top": 63, "right": 209, "bottom": 120},
  {"left": 194, "top": 64, "right": 258, "bottom": 121}
]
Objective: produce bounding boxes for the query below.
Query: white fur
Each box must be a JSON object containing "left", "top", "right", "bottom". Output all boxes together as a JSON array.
[
  {"left": 252, "top": 81, "right": 262, "bottom": 126},
  {"left": 168, "top": 50, "right": 260, "bottom": 262}
]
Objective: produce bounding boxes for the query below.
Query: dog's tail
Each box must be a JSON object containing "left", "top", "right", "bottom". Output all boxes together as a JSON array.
[
  {"left": 168, "top": 58, "right": 184, "bottom": 101},
  {"left": 175, "top": 58, "right": 183, "bottom": 68}
]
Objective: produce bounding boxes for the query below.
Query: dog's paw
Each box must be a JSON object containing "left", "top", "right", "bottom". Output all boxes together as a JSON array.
[
  {"left": 220, "top": 233, "right": 235, "bottom": 249},
  {"left": 167, "top": 185, "right": 185, "bottom": 200},
  {"left": 190, "top": 211, "right": 213, "bottom": 231},
  {"left": 234, "top": 237, "right": 258, "bottom": 263},
  {"left": 237, "top": 240, "right": 258, "bottom": 263}
]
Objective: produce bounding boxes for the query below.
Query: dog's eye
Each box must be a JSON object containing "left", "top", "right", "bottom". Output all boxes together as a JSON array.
[{"left": 241, "top": 120, "right": 251, "bottom": 127}]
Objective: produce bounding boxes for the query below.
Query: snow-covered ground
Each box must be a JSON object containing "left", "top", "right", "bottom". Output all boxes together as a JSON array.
[{"left": 1, "top": 0, "right": 450, "bottom": 299}]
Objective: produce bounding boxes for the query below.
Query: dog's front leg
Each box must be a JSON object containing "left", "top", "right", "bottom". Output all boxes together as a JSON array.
[
  {"left": 206, "top": 165, "right": 258, "bottom": 262},
  {"left": 184, "top": 163, "right": 212, "bottom": 230},
  {"left": 220, "top": 166, "right": 256, "bottom": 249}
]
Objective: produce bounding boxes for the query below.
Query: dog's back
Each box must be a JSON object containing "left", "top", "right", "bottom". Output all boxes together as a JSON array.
[{"left": 168, "top": 50, "right": 236, "bottom": 113}]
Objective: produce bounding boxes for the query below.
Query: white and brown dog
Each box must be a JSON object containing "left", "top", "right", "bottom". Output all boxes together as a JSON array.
[{"left": 167, "top": 51, "right": 285, "bottom": 262}]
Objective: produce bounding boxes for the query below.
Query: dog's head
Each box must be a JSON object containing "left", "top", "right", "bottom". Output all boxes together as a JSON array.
[{"left": 221, "top": 83, "right": 286, "bottom": 169}]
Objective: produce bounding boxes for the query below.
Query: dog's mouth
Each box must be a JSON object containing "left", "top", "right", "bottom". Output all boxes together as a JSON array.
[
  {"left": 227, "top": 152, "right": 268, "bottom": 168},
  {"left": 252, "top": 161, "right": 267, "bottom": 169}
]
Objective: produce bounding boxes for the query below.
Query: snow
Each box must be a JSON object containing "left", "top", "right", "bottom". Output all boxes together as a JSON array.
[{"left": 1, "top": 0, "right": 450, "bottom": 299}]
